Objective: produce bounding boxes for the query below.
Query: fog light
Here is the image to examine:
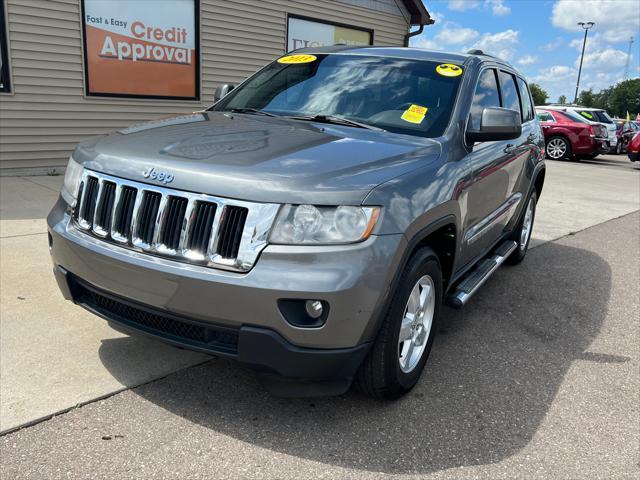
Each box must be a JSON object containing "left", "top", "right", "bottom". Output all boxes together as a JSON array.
[{"left": 305, "top": 300, "right": 323, "bottom": 319}]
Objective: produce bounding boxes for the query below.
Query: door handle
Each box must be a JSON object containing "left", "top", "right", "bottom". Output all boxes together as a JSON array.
[
  {"left": 527, "top": 133, "right": 537, "bottom": 141},
  {"left": 503, "top": 144, "right": 516, "bottom": 154},
  {"left": 542, "top": 125, "right": 550, "bottom": 129}
]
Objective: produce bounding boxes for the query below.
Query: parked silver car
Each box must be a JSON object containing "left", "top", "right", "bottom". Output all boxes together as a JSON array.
[{"left": 48, "top": 47, "right": 545, "bottom": 399}]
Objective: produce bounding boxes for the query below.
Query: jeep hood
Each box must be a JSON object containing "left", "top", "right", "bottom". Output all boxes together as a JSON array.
[{"left": 74, "top": 112, "right": 442, "bottom": 205}]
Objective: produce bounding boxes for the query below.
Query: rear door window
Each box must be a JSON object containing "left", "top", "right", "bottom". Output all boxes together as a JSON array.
[
  {"left": 564, "top": 110, "right": 590, "bottom": 123},
  {"left": 469, "top": 68, "right": 500, "bottom": 131},
  {"left": 516, "top": 77, "right": 534, "bottom": 122},
  {"left": 536, "top": 111, "right": 555, "bottom": 122},
  {"left": 498, "top": 71, "right": 521, "bottom": 116},
  {"left": 576, "top": 110, "right": 598, "bottom": 121},
  {"left": 594, "top": 111, "right": 613, "bottom": 123}
]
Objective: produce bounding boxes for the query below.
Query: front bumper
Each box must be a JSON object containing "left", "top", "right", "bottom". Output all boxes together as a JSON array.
[{"left": 48, "top": 197, "right": 405, "bottom": 391}]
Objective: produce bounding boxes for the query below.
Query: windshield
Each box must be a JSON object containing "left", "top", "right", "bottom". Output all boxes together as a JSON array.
[{"left": 211, "top": 54, "right": 464, "bottom": 138}]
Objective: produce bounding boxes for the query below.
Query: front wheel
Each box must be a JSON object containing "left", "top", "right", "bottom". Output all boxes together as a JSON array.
[
  {"left": 356, "top": 248, "right": 442, "bottom": 399},
  {"left": 506, "top": 191, "right": 537, "bottom": 265}
]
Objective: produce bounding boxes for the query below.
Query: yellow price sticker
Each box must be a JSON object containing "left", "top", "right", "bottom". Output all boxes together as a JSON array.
[
  {"left": 277, "top": 54, "right": 317, "bottom": 64},
  {"left": 401, "top": 104, "right": 428, "bottom": 124},
  {"left": 436, "top": 63, "right": 463, "bottom": 77}
]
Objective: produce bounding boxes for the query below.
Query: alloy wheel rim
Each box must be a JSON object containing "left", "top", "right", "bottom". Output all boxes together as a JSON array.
[
  {"left": 398, "top": 275, "right": 435, "bottom": 373},
  {"left": 547, "top": 138, "right": 566, "bottom": 159},
  {"left": 520, "top": 197, "right": 534, "bottom": 250}
]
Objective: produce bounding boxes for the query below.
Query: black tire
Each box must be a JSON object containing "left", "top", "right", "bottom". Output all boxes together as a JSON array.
[
  {"left": 506, "top": 190, "right": 537, "bottom": 265},
  {"left": 546, "top": 136, "right": 572, "bottom": 160},
  {"left": 356, "top": 248, "right": 442, "bottom": 400},
  {"left": 582, "top": 153, "right": 598, "bottom": 160}
]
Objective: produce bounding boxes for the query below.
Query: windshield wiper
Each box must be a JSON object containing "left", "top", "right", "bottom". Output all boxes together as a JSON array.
[
  {"left": 228, "top": 108, "right": 278, "bottom": 117},
  {"left": 287, "top": 114, "right": 385, "bottom": 131}
]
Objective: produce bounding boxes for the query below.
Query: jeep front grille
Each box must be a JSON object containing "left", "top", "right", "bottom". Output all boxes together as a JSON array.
[{"left": 72, "top": 170, "right": 280, "bottom": 272}]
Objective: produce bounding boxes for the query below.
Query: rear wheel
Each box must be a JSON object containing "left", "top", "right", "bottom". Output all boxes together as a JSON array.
[
  {"left": 616, "top": 141, "right": 622, "bottom": 155},
  {"left": 356, "top": 248, "right": 442, "bottom": 399},
  {"left": 546, "top": 136, "right": 571, "bottom": 160}
]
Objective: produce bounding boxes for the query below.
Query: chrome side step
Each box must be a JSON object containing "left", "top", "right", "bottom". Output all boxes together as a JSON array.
[{"left": 446, "top": 240, "right": 517, "bottom": 309}]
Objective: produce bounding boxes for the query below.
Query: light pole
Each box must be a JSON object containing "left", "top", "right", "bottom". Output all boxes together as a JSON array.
[{"left": 574, "top": 21, "right": 595, "bottom": 104}]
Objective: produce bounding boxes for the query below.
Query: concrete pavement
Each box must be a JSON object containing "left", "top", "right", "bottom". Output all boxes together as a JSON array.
[
  {"left": 1, "top": 210, "right": 638, "bottom": 479},
  {"left": 0, "top": 176, "right": 208, "bottom": 433},
  {"left": 531, "top": 154, "right": 639, "bottom": 246},
  {"left": 0, "top": 154, "right": 638, "bottom": 434}
]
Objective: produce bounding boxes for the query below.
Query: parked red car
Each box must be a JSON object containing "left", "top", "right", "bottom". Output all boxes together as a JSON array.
[
  {"left": 614, "top": 119, "right": 640, "bottom": 154},
  {"left": 628, "top": 132, "right": 640, "bottom": 162},
  {"left": 535, "top": 108, "right": 608, "bottom": 160}
]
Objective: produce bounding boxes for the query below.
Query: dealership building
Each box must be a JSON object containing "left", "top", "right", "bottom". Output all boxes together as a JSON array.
[{"left": 0, "top": 0, "right": 431, "bottom": 175}]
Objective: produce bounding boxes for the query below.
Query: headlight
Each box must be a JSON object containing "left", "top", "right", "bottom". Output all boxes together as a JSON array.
[
  {"left": 61, "top": 156, "right": 83, "bottom": 206},
  {"left": 270, "top": 205, "right": 380, "bottom": 245}
]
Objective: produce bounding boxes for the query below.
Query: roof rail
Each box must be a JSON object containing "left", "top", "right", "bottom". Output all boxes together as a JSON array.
[{"left": 467, "top": 49, "right": 486, "bottom": 55}]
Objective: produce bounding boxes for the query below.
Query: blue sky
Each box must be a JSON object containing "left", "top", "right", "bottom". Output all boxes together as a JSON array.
[{"left": 411, "top": 0, "right": 640, "bottom": 102}]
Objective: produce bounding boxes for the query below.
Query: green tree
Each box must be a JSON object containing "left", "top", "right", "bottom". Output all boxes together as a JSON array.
[
  {"left": 558, "top": 95, "right": 567, "bottom": 105},
  {"left": 529, "top": 83, "right": 548, "bottom": 105},
  {"left": 576, "top": 79, "right": 640, "bottom": 117},
  {"left": 577, "top": 89, "right": 595, "bottom": 107},
  {"left": 609, "top": 79, "right": 640, "bottom": 117},
  {"left": 593, "top": 86, "right": 612, "bottom": 110}
]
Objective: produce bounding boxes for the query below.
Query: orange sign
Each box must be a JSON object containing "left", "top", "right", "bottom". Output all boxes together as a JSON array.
[{"left": 82, "top": 0, "right": 198, "bottom": 99}]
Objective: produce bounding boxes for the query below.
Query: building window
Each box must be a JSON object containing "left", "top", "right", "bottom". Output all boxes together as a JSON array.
[
  {"left": 286, "top": 15, "right": 372, "bottom": 52},
  {"left": 0, "top": 0, "right": 11, "bottom": 93},
  {"left": 81, "top": 0, "right": 199, "bottom": 100}
]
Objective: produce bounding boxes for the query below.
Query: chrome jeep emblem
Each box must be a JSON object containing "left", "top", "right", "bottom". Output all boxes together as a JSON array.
[{"left": 142, "top": 167, "right": 174, "bottom": 184}]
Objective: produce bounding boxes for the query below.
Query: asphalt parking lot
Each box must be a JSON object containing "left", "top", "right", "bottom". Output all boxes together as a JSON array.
[{"left": 1, "top": 154, "right": 639, "bottom": 479}]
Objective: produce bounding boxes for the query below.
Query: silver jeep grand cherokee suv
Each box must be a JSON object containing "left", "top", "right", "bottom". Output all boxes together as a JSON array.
[{"left": 48, "top": 47, "right": 545, "bottom": 399}]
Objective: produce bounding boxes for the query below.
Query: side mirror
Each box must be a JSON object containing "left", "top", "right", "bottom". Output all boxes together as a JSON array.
[
  {"left": 214, "top": 84, "right": 235, "bottom": 102},
  {"left": 466, "top": 107, "right": 522, "bottom": 143}
]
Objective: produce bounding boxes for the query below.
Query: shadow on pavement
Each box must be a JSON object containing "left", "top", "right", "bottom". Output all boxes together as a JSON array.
[
  {"left": 98, "top": 240, "right": 611, "bottom": 474},
  {"left": 577, "top": 156, "right": 640, "bottom": 171}
]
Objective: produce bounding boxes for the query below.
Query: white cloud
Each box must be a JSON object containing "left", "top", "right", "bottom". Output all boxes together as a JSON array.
[
  {"left": 434, "top": 23, "right": 480, "bottom": 45},
  {"left": 487, "top": 0, "right": 510, "bottom": 16},
  {"left": 448, "top": 0, "right": 480, "bottom": 11},
  {"left": 529, "top": 65, "right": 578, "bottom": 104},
  {"left": 412, "top": 22, "right": 480, "bottom": 50},
  {"left": 412, "top": 37, "right": 444, "bottom": 50},
  {"left": 576, "top": 47, "right": 630, "bottom": 70},
  {"left": 529, "top": 63, "right": 632, "bottom": 104},
  {"left": 540, "top": 37, "right": 564, "bottom": 52},
  {"left": 467, "top": 29, "right": 519, "bottom": 60},
  {"left": 568, "top": 32, "right": 602, "bottom": 51},
  {"left": 518, "top": 55, "right": 538, "bottom": 65},
  {"left": 429, "top": 9, "right": 445, "bottom": 23},
  {"left": 568, "top": 37, "right": 583, "bottom": 50},
  {"left": 551, "top": 0, "right": 640, "bottom": 44},
  {"left": 530, "top": 65, "right": 577, "bottom": 83},
  {"left": 414, "top": 27, "right": 520, "bottom": 59},
  {"left": 448, "top": 0, "right": 510, "bottom": 16}
]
